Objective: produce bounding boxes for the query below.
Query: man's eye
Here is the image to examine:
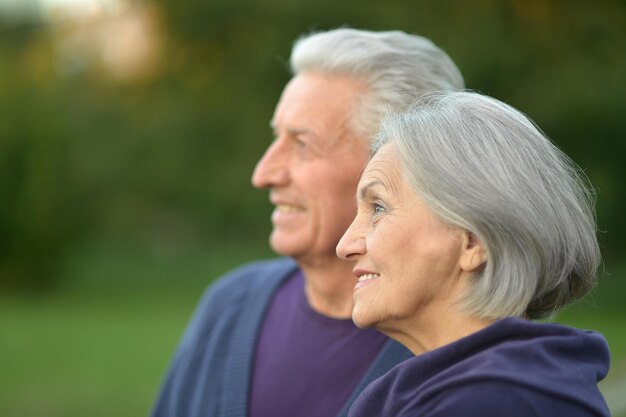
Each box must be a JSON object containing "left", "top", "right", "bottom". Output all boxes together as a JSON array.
[{"left": 373, "top": 204, "right": 386, "bottom": 214}]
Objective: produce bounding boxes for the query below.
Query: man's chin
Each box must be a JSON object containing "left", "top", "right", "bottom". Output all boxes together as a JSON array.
[{"left": 268, "top": 232, "right": 307, "bottom": 258}]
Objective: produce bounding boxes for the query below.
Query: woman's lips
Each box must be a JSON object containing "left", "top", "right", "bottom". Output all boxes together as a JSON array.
[{"left": 354, "top": 273, "right": 380, "bottom": 291}]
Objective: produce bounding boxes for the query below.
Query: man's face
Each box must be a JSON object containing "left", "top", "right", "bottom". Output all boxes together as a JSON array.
[{"left": 252, "top": 72, "right": 370, "bottom": 266}]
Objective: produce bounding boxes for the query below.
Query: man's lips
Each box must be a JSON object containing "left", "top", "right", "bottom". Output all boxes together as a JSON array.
[
  {"left": 270, "top": 194, "right": 306, "bottom": 213},
  {"left": 270, "top": 201, "right": 306, "bottom": 226},
  {"left": 274, "top": 203, "right": 305, "bottom": 213}
]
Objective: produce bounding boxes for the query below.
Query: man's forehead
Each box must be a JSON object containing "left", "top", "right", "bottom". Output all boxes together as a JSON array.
[{"left": 272, "top": 72, "right": 365, "bottom": 120}]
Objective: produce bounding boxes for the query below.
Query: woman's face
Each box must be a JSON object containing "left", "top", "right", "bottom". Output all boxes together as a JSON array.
[{"left": 336, "top": 143, "right": 470, "bottom": 332}]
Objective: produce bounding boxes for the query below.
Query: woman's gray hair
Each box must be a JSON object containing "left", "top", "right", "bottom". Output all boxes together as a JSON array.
[
  {"left": 373, "top": 91, "right": 600, "bottom": 320},
  {"left": 290, "top": 28, "right": 464, "bottom": 140}
]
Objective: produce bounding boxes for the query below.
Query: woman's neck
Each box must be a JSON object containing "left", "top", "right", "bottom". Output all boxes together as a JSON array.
[{"left": 381, "top": 311, "right": 495, "bottom": 355}]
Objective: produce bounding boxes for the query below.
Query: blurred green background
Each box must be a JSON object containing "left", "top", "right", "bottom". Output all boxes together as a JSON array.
[{"left": 1, "top": 0, "right": 625, "bottom": 416}]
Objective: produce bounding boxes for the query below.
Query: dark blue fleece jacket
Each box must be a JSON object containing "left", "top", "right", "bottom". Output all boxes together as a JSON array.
[{"left": 349, "top": 317, "right": 610, "bottom": 417}]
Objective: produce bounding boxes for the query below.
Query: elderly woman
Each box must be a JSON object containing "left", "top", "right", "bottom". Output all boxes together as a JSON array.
[{"left": 337, "top": 91, "right": 610, "bottom": 417}]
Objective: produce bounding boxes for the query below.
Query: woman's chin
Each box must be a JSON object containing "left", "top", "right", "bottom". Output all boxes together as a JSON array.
[{"left": 351, "top": 307, "right": 378, "bottom": 329}]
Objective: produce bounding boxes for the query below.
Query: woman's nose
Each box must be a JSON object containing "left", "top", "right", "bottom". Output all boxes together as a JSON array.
[{"left": 336, "top": 218, "right": 366, "bottom": 261}]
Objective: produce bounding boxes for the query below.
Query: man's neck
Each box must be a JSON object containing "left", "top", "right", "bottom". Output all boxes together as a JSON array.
[{"left": 299, "top": 259, "right": 356, "bottom": 319}]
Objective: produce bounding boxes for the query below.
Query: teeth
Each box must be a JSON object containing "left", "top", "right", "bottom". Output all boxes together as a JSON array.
[
  {"left": 276, "top": 204, "right": 304, "bottom": 213},
  {"left": 357, "top": 273, "right": 380, "bottom": 282}
]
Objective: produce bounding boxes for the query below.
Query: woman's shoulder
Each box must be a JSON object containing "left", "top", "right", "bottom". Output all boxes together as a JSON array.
[
  {"left": 356, "top": 318, "right": 610, "bottom": 417},
  {"left": 403, "top": 379, "right": 608, "bottom": 417}
]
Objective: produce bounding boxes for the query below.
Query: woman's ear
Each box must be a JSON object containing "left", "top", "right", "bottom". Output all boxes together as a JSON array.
[{"left": 459, "top": 232, "right": 486, "bottom": 272}]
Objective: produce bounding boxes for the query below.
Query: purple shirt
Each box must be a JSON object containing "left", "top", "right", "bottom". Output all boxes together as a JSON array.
[{"left": 249, "top": 270, "right": 388, "bottom": 417}]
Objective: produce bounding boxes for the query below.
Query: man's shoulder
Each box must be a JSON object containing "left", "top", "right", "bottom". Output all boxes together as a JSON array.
[
  {"left": 212, "top": 257, "right": 298, "bottom": 289},
  {"left": 181, "top": 257, "right": 298, "bottom": 340},
  {"left": 199, "top": 257, "right": 298, "bottom": 304}
]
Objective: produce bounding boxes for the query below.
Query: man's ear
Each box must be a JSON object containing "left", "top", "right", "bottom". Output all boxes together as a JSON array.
[{"left": 459, "top": 231, "right": 486, "bottom": 272}]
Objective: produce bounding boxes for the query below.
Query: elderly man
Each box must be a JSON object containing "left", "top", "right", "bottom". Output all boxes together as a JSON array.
[{"left": 152, "top": 28, "right": 464, "bottom": 417}]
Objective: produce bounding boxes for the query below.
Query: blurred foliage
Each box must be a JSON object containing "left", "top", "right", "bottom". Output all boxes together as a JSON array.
[
  {"left": 2, "top": 2, "right": 626, "bottom": 416},
  {"left": 1, "top": 0, "right": 625, "bottom": 290}
]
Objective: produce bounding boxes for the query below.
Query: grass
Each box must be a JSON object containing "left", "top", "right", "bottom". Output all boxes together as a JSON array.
[
  {"left": 1, "top": 240, "right": 624, "bottom": 417},
  {"left": 0, "top": 240, "right": 273, "bottom": 417},
  {"left": 0, "top": 289, "right": 190, "bottom": 417}
]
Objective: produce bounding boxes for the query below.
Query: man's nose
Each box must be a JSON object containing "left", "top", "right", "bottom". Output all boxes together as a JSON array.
[{"left": 251, "top": 139, "right": 290, "bottom": 189}]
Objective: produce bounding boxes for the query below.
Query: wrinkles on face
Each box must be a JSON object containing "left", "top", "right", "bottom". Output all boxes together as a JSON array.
[{"left": 253, "top": 72, "right": 371, "bottom": 267}]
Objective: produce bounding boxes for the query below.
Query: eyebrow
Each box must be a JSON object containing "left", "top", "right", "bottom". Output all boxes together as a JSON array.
[
  {"left": 358, "top": 179, "right": 384, "bottom": 201},
  {"left": 287, "top": 127, "right": 316, "bottom": 136},
  {"left": 269, "top": 121, "right": 319, "bottom": 137}
]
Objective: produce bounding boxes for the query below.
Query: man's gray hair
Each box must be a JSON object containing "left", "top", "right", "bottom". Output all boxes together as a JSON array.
[
  {"left": 290, "top": 28, "right": 464, "bottom": 140},
  {"left": 373, "top": 91, "right": 600, "bottom": 320}
]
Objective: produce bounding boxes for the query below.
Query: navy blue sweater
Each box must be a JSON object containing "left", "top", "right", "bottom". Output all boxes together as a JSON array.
[
  {"left": 349, "top": 317, "right": 610, "bottom": 417},
  {"left": 151, "top": 258, "right": 413, "bottom": 417}
]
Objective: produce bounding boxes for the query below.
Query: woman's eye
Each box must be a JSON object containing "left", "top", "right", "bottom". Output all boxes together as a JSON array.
[{"left": 373, "top": 204, "right": 386, "bottom": 214}]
